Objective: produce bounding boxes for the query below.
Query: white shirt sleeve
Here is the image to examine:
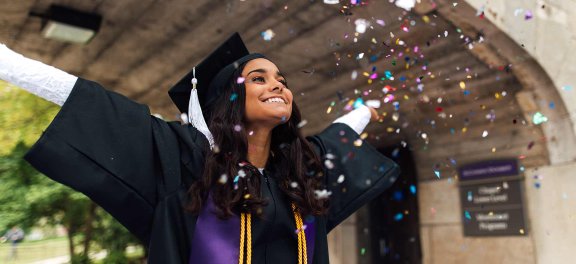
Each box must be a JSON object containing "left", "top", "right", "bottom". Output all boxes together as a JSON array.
[
  {"left": 0, "top": 44, "right": 77, "bottom": 106},
  {"left": 332, "top": 104, "right": 372, "bottom": 135}
]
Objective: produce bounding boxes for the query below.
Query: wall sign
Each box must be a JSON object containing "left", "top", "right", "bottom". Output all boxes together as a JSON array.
[{"left": 459, "top": 160, "right": 527, "bottom": 236}]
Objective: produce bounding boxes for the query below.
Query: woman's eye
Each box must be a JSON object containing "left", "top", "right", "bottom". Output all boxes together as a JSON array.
[
  {"left": 279, "top": 79, "right": 288, "bottom": 86},
  {"left": 252, "top": 77, "right": 265, "bottom": 83}
]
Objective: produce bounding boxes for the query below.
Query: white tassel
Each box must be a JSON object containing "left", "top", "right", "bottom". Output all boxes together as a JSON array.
[{"left": 188, "top": 67, "right": 215, "bottom": 149}]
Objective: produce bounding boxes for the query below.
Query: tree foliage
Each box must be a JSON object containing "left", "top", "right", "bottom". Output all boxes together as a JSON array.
[{"left": 0, "top": 81, "right": 144, "bottom": 262}]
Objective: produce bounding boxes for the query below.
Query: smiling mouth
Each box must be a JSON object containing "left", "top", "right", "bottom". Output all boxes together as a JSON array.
[{"left": 263, "top": 97, "right": 286, "bottom": 104}]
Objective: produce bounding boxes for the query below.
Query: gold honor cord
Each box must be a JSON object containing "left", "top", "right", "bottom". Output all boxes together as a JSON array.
[{"left": 238, "top": 204, "right": 308, "bottom": 264}]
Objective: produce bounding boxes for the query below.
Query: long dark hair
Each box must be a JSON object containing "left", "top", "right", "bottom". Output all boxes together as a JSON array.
[{"left": 187, "top": 61, "right": 328, "bottom": 218}]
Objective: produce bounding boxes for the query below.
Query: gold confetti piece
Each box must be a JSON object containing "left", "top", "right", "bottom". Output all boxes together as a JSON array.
[
  {"left": 492, "top": 147, "right": 496, "bottom": 152},
  {"left": 495, "top": 93, "right": 501, "bottom": 99},
  {"left": 404, "top": 95, "right": 410, "bottom": 100},
  {"left": 422, "top": 16, "right": 430, "bottom": 23},
  {"left": 371, "top": 38, "right": 377, "bottom": 44},
  {"left": 354, "top": 139, "right": 363, "bottom": 147},
  {"left": 326, "top": 106, "right": 332, "bottom": 114},
  {"left": 462, "top": 127, "right": 468, "bottom": 133},
  {"left": 387, "top": 127, "right": 395, "bottom": 133},
  {"left": 459, "top": 81, "right": 466, "bottom": 89},
  {"left": 360, "top": 132, "right": 368, "bottom": 139},
  {"left": 519, "top": 229, "right": 525, "bottom": 234}
]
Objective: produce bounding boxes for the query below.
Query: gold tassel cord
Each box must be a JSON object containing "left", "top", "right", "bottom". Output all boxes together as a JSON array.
[
  {"left": 239, "top": 213, "right": 246, "bottom": 264},
  {"left": 239, "top": 204, "right": 307, "bottom": 264}
]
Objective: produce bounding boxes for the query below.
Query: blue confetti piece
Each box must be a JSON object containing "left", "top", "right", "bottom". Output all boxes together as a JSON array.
[
  {"left": 467, "top": 191, "right": 473, "bottom": 202},
  {"left": 393, "top": 191, "right": 404, "bottom": 201},
  {"left": 353, "top": 97, "right": 365, "bottom": 109},
  {"left": 409, "top": 185, "right": 416, "bottom": 194},
  {"left": 463, "top": 90, "right": 471, "bottom": 95},
  {"left": 549, "top": 101, "right": 555, "bottom": 109},
  {"left": 562, "top": 85, "right": 573, "bottom": 91},
  {"left": 434, "top": 170, "right": 440, "bottom": 178},
  {"left": 230, "top": 93, "right": 238, "bottom": 101},
  {"left": 391, "top": 148, "right": 400, "bottom": 158},
  {"left": 233, "top": 175, "right": 240, "bottom": 183},
  {"left": 385, "top": 71, "right": 393, "bottom": 79},
  {"left": 450, "top": 128, "right": 455, "bottom": 135},
  {"left": 399, "top": 76, "right": 407, "bottom": 81},
  {"left": 394, "top": 213, "right": 404, "bottom": 221},
  {"left": 464, "top": 211, "right": 471, "bottom": 220},
  {"left": 534, "top": 182, "right": 541, "bottom": 189}
]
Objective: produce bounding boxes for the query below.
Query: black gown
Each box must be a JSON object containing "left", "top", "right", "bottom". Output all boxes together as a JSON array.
[{"left": 25, "top": 78, "right": 400, "bottom": 263}]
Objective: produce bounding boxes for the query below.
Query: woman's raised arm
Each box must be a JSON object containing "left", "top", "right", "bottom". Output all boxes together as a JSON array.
[{"left": 0, "top": 44, "right": 76, "bottom": 106}]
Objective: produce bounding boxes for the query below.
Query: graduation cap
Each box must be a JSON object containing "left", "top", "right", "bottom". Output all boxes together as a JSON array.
[{"left": 168, "top": 33, "right": 266, "bottom": 148}]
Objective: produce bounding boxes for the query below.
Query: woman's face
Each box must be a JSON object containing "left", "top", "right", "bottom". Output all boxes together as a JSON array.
[{"left": 242, "top": 58, "right": 293, "bottom": 128}]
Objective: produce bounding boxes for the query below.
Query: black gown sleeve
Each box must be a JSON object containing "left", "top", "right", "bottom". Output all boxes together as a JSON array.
[
  {"left": 24, "top": 78, "right": 198, "bottom": 243},
  {"left": 307, "top": 123, "right": 400, "bottom": 232}
]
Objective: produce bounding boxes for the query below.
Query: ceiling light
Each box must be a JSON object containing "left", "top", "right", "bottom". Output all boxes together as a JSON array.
[{"left": 30, "top": 5, "right": 102, "bottom": 44}]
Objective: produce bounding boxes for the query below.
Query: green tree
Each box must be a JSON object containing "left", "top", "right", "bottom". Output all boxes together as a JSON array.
[{"left": 0, "top": 81, "right": 144, "bottom": 263}]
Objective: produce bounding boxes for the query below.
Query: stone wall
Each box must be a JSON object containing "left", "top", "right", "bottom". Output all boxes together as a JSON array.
[{"left": 419, "top": 178, "right": 536, "bottom": 264}]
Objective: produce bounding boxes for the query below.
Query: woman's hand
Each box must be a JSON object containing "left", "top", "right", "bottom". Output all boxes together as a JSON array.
[{"left": 368, "top": 107, "right": 379, "bottom": 122}]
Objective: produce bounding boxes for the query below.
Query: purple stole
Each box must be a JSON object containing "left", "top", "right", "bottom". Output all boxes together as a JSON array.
[{"left": 189, "top": 193, "right": 316, "bottom": 263}]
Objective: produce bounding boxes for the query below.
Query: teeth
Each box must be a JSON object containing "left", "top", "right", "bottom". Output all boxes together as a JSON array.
[{"left": 264, "top": 98, "right": 284, "bottom": 103}]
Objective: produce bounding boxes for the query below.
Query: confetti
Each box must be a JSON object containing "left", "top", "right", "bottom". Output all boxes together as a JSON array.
[
  {"left": 324, "top": 159, "right": 334, "bottom": 169},
  {"left": 351, "top": 70, "right": 358, "bottom": 80},
  {"left": 297, "top": 120, "right": 308, "bottom": 128},
  {"left": 294, "top": 225, "right": 307, "bottom": 234},
  {"left": 482, "top": 130, "right": 489, "bottom": 137},
  {"left": 337, "top": 174, "right": 345, "bottom": 183},
  {"left": 315, "top": 189, "right": 332, "bottom": 199},
  {"left": 230, "top": 93, "right": 238, "bottom": 101},
  {"left": 236, "top": 77, "right": 245, "bottom": 84},
  {"left": 323, "top": 0, "right": 339, "bottom": 4},
  {"left": 366, "top": 99, "right": 381, "bottom": 108},
  {"left": 464, "top": 211, "right": 472, "bottom": 220},
  {"left": 354, "top": 19, "right": 369, "bottom": 34},
  {"left": 261, "top": 29, "right": 275, "bottom": 41},
  {"left": 532, "top": 112, "right": 548, "bottom": 125},
  {"left": 394, "top": 0, "right": 415, "bottom": 11},
  {"left": 394, "top": 213, "right": 404, "bottom": 221},
  {"left": 218, "top": 174, "right": 228, "bottom": 184},
  {"left": 409, "top": 185, "right": 416, "bottom": 194},
  {"left": 524, "top": 10, "right": 533, "bottom": 20},
  {"left": 290, "top": 181, "right": 299, "bottom": 188},
  {"left": 434, "top": 170, "right": 440, "bottom": 178}
]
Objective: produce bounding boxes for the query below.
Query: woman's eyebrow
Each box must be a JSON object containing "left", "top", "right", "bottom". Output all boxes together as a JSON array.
[
  {"left": 246, "top": 69, "right": 286, "bottom": 79},
  {"left": 247, "top": 68, "right": 267, "bottom": 76}
]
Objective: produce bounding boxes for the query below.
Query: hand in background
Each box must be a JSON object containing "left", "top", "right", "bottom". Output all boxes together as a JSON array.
[{"left": 368, "top": 107, "right": 379, "bottom": 122}]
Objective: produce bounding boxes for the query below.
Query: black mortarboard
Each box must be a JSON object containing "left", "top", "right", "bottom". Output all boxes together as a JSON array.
[{"left": 168, "top": 33, "right": 265, "bottom": 120}]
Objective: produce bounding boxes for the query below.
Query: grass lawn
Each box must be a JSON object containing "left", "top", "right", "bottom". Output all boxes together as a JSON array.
[{"left": 0, "top": 237, "right": 69, "bottom": 264}]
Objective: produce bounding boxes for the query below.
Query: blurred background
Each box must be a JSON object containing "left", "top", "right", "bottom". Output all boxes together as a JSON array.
[{"left": 0, "top": 0, "right": 574, "bottom": 263}]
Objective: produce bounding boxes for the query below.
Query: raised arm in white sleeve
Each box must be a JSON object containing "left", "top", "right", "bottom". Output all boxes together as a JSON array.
[
  {"left": 0, "top": 44, "right": 77, "bottom": 106},
  {"left": 332, "top": 104, "right": 372, "bottom": 135}
]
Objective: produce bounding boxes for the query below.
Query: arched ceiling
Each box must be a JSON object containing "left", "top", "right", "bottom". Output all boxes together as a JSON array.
[{"left": 0, "top": 0, "right": 550, "bottom": 180}]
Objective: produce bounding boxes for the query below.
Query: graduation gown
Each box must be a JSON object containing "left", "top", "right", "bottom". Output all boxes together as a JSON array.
[{"left": 25, "top": 78, "right": 400, "bottom": 263}]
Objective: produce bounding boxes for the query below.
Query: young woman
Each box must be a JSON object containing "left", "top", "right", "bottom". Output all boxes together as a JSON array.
[{"left": 0, "top": 33, "right": 400, "bottom": 264}]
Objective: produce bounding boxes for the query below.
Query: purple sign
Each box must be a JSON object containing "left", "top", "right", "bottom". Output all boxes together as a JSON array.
[{"left": 459, "top": 160, "right": 518, "bottom": 181}]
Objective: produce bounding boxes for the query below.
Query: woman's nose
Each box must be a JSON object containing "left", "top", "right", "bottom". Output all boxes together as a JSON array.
[{"left": 271, "top": 81, "right": 283, "bottom": 92}]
